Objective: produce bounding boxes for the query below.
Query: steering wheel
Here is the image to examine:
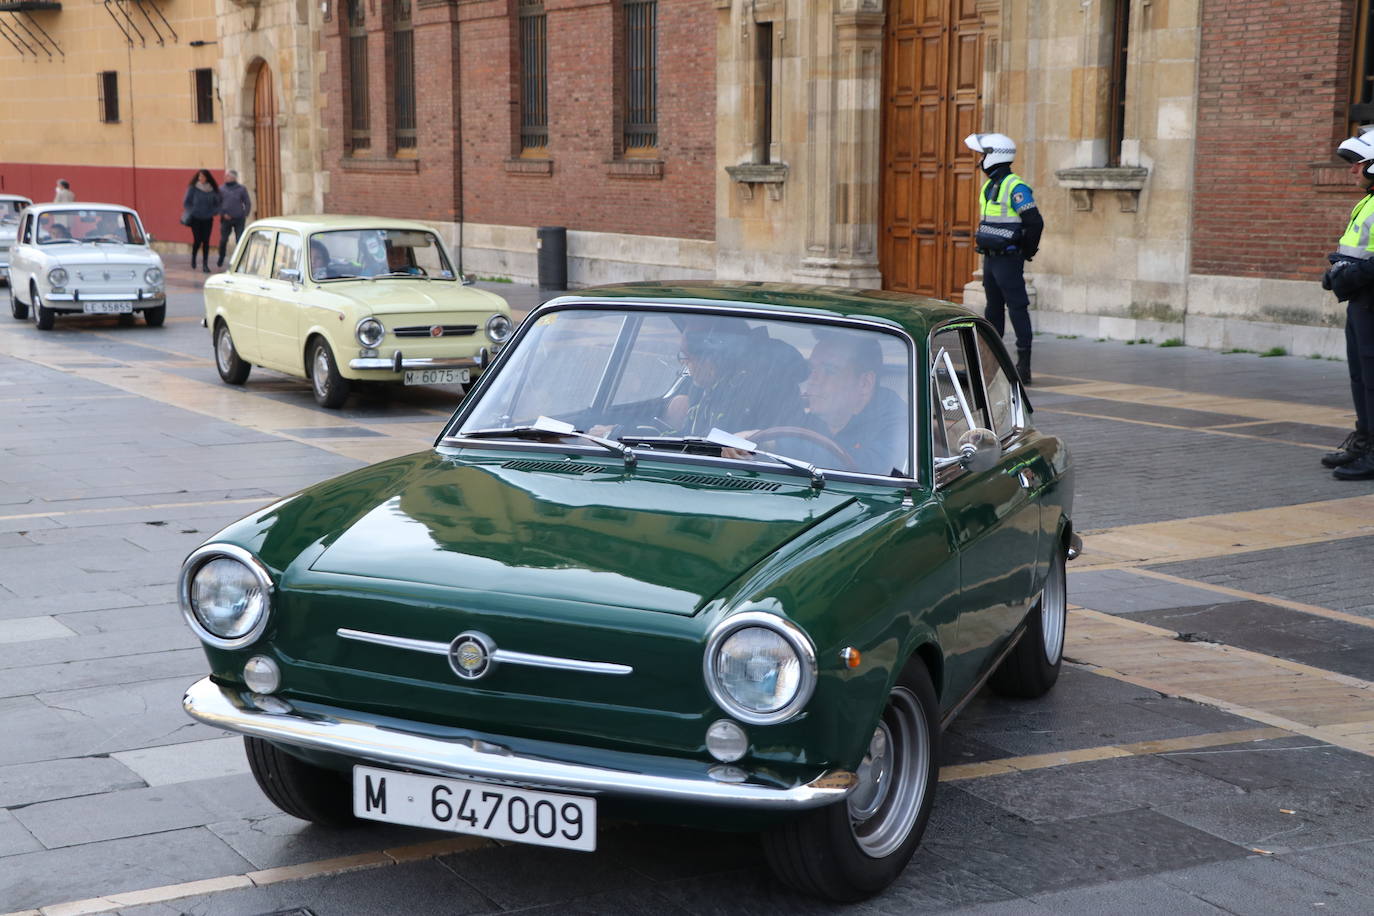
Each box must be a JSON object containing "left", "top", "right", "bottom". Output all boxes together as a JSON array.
[{"left": 750, "top": 425, "right": 856, "bottom": 470}]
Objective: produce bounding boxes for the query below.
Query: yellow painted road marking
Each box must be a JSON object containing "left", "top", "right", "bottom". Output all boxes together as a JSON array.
[
  {"left": 1078, "top": 494, "right": 1374, "bottom": 570},
  {"left": 1067, "top": 609, "right": 1374, "bottom": 757},
  {"left": 1037, "top": 406, "right": 1328, "bottom": 450}
]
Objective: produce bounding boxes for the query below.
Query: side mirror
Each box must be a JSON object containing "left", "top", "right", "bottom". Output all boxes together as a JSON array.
[
  {"left": 146, "top": 234, "right": 156, "bottom": 243},
  {"left": 957, "top": 428, "right": 1002, "bottom": 473},
  {"left": 279, "top": 268, "right": 302, "bottom": 285}
]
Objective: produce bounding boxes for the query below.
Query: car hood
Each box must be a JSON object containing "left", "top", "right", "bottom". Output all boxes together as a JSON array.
[
  {"left": 308, "top": 455, "right": 854, "bottom": 615},
  {"left": 57, "top": 247, "right": 160, "bottom": 267},
  {"left": 321, "top": 282, "right": 507, "bottom": 316}
]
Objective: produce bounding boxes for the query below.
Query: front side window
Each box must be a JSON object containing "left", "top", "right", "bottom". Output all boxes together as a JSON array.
[
  {"left": 307, "top": 228, "right": 455, "bottom": 281},
  {"left": 237, "top": 231, "right": 277, "bottom": 278},
  {"left": 455, "top": 308, "right": 914, "bottom": 478},
  {"left": 272, "top": 232, "right": 302, "bottom": 280},
  {"left": 930, "top": 325, "right": 990, "bottom": 460},
  {"left": 0, "top": 199, "right": 28, "bottom": 223},
  {"left": 35, "top": 210, "right": 145, "bottom": 246}
]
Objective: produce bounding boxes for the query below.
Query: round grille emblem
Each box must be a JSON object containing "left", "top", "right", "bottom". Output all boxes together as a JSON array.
[
  {"left": 429, "top": 325, "right": 444, "bottom": 338},
  {"left": 448, "top": 631, "right": 495, "bottom": 680}
]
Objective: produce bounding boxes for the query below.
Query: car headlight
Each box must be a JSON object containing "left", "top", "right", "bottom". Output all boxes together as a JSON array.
[
  {"left": 178, "top": 544, "right": 273, "bottom": 649},
  {"left": 47, "top": 267, "right": 68, "bottom": 287},
  {"left": 486, "top": 313, "right": 513, "bottom": 343},
  {"left": 144, "top": 267, "right": 163, "bottom": 287},
  {"left": 356, "top": 317, "right": 385, "bottom": 348},
  {"left": 704, "top": 613, "right": 817, "bottom": 725}
]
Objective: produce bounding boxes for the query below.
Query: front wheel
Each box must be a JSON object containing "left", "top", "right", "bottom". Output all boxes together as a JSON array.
[
  {"left": 143, "top": 304, "right": 166, "bottom": 327},
  {"left": 762, "top": 661, "right": 939, "bottom": 902},
  {"left": 9, "top": 283, "right": 26, "bottom": 320},
  {"left": 214, "top": 322, "right": 251, "bottom": 385},
  {"left": 32, "top": 285, "right": 53, "bottom": 331},
  {"left": 244, "top": 736, "right": 356, "bottom": 827},
  {"left": 988, "top": 545, "right": 1067, "bottom": 699},
  {"left": 309, "top": 338, "right": 350, "bottom": 409}
]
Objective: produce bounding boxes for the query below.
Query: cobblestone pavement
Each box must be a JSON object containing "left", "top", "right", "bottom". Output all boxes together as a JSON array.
[{"left": 2, "top": 278, "right": 1374, "bottom": 915}]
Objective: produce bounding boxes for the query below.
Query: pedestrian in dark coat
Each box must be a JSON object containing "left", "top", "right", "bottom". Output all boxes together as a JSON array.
[
  {"left": 217, "top": 170, "right": 252, "bottom": 268},
  {"left": 183, "top": 169, "right": 221, "bottom": 273}
]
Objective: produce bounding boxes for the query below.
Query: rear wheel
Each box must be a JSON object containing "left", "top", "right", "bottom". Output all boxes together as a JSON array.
[
  {"left": 214, "top": 322, "right": 251, "bottom": 385},
  {"left": 309, "top": 338, "right": 350, "bottom": 408},
  {"left": 32, "top": 283, "right": 53, "bottom": 331},
  {"left": 143, "top": 304, "right": 166, "bottom": 327},
  {"left": 762, "top": 660, "right": 939, "bottom": 902},
  {"left": 989, "top": 545, "right": 1067, "bottom": 699},
  {"left": 8, "top": 283, "right": 26, "bottom": 320},
  {"left": 244, "top": 736, "right": 356, "bottom": 827}
]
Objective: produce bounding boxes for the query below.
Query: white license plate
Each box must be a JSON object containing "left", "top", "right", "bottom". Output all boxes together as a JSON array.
[
  {"left": 82, "top": 301, "right": 134, "bottom": 314},
  {"left": 403, "top": 368, "right": 470, "bottom": 386},
  {"left": 352, "top": 765, "right": 596, "bottom": 851}
]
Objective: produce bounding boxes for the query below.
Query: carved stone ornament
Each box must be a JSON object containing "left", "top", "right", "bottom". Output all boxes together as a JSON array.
[{"left": 1055, "top": 167, "right": 1149, "bottom": 212}]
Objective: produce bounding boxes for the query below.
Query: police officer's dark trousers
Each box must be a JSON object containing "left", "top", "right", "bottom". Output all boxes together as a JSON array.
[
  {"left": 982, "top": 252, "right": 1033, "bottom": 352},
  {"left": 1347, "top": 290, "right": 1374, "bottom": 434}
]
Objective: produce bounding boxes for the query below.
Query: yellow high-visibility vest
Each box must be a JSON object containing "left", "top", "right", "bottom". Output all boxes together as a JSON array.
[{"left": 1338, "top": 193, "right": 1374, "bottom": 259}]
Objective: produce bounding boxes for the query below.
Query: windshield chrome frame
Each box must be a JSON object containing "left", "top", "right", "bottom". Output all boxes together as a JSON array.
[{"left": 436, "top": 299, "right": 923, "bottom": 488}]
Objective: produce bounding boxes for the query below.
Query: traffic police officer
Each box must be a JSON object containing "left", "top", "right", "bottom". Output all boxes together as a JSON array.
[
  {"left": 966, "top": 132, "right": 1044, "bottom": 385},
  {"left": 1322, "top": 127, "right": 1374, "bottom": 480}
]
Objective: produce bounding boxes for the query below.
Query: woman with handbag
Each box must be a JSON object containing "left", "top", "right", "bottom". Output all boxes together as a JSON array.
[{"left": 182, "top": 169, "right": 221, "bottom": 273}]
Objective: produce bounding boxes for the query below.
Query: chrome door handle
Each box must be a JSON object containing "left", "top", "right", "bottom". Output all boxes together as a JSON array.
[{"left": 1017, "top": 469, "right": 1038, "bottom": 489}]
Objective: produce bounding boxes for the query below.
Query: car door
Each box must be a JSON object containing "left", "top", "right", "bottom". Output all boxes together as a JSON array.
[
  {"left": 215, "top": 229, "right": 276, "bottom": 363},
  {"left": 256, "top": 231, "right": 304, "bottom": 373},
  {"left": 931, "top": 322, "right": 1041, "bottom": 689},
  {"left": 10, "top": 212, "right": 34, "bottom": 294}
]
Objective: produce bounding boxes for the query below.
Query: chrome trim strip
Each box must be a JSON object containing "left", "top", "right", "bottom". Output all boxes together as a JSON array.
[
  {"left": 183, "top": 676, "right": 854, "bottom": 810},
  {"left": 349, "top": 356, "right": 482, "bottom": 371},
  {"left": 336, "top": 627, "right": 634, "bottom": 675}
]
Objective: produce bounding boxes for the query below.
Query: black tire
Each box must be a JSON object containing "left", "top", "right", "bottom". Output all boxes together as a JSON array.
[
  {"left": 32, "top": 284, "right": 53, "bottom": 331},
  {"left": 762, "top": 660, "right": 940, "bottom": 902},
  {"left": 244, "top": 736, "right": 356, "bottom": 827},
  {"left": 308, "top": 338, "right": 350, "bottom": 409},
  {"left": 989, "top": 545, "right": 1067, "bottom": 699},
  {"left": 143, "top": 304, "right": 166, "bottom": 327},
  {"left": 214, "top": 321, "right": 251, "bottom": 385},
  {"left": 9, "top": 283, "right": 26, "bottom": 320}
]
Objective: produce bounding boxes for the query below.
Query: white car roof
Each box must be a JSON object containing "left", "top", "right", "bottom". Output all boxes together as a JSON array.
[
  {"left": 26, "top": 202, "right": 140, "bottom": 216},
  {"left": 0, "top": 194, "right": 32, "bottom": 203}
]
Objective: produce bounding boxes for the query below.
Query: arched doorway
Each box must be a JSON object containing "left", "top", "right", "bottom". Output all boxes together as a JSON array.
[
  {"left": 880, "top": 0, "right": 985, "bottom": 301},
  {"left": 252, "top": 63, "right": 283, "bottom": 219}
]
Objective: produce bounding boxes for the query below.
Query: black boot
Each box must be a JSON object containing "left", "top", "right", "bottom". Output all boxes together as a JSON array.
[
  {"left": 1321, "top": 429, "right": 1368, "bottom": 468},
  {"left": 1333, "top": 448, "right": 1374, "bottom": 480},
  {"left": 1015, "top": 348, "right": 1032, "bottom": 386}
]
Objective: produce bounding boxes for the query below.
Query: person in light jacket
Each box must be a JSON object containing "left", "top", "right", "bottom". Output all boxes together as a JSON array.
[
  {"left": 53, "top": 179, "right": 75, "bottom": 203},
  {"left": 217, "top": 170, "right": 252, "bottom": 268},
  {"left": 183, "top": 169, "right": 221, "bottom": 273}
]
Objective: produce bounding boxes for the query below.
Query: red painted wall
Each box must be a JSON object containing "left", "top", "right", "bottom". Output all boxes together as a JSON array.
[{"left": 0, "top": 162, "right": 228, "bottom": 246}]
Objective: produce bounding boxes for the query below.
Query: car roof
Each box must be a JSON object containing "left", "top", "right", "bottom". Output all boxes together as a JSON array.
[
  {"left": 26, "top": 202, "right": 138, "bottom": 216},
  {"left": 247, "top": 215, "right": 446, "bottom": 234},
  {"left": 0, "top": 194, "right": 32, "bottom": 203},
  {"left": 547, "top": 281, "right": 976, "bottom": 340}
]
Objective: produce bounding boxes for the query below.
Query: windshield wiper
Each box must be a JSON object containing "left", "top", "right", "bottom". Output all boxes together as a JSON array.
[
  {"left": 41, "top": 238, "right": 79, "bottom": 245},
  {"left": 622, "top": 428, "right": 825, "bottom": 489},
  {"left": 368, "top": 271, "right": 430, "bottom": 281},
  {"left": 455, "top": 415, "right": 637, "bottom": 469}
]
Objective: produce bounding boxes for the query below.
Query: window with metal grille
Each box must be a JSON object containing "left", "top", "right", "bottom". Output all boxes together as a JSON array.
[
  {"left": 519, "top": 0, "right": 548, "bottom": 153},
  {"left": 1105, "top": 0, "right": 1130, "bottom": 166},
  {"left": 98, "top": 70, "right": 119, "bottom": 123},
  {"left": 1353, "top": 0, "right": 1374, "bottom": 128},
  {"left": 393, "top": 0, "right": 415, "bottom": 151},
  {"left": 348, "top": 0, "right": 370, "bottom": 151},
  {"left": 192, "top": 68, "right": 215, "bottom": 124},
  {"left": 754, "top": 22, "right": 773, "bottom": 164},
  {"left": 622, "top": 0, "right": 657, "bottom": 154}
]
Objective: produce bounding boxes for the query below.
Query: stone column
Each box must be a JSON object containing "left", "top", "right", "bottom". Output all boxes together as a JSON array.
[{"left": 792, "top": 0, "right": 884, "bottom": 288}]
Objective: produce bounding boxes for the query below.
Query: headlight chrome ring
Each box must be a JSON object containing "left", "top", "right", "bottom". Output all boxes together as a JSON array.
[
  {"left": 703, "top": 611, "right": 817, "bottom": 726},
  {"left": 144, "top": 267, "right": 164, "bottom": 287},
  {"left": 177, "top": 543, "right": 274, "bottom": 649},
  {"left": 356, "top": 317, "right": 385, "bottom": 348},
  {"left": 486, "top": 313, "right": 513, "bottom": 343},
  {"left": 47, "top": 267, "right": 68, "bottom": 287}
]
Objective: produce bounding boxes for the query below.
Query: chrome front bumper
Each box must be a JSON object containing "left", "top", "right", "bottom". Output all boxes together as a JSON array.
[
  {"left": 45, "top": 291, "right": 165, "bottom": 306},
  {"left": 183, "top": 676, "right": 855, "bottom": 811},
  {"left": 349, "top": 349, "right": 488, "bottom": 372}
]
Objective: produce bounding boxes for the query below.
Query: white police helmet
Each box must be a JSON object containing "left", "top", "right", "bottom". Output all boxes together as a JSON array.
[{"left": 964, "top": 132, "right": 1016, "bottom": 168}]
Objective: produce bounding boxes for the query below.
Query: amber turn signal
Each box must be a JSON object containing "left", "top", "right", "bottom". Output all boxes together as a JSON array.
[{"left": 840, "top": 647, "right": 861, "bottom": 669}]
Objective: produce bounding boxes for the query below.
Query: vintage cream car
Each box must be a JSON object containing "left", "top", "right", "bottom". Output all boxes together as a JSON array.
[
  {"left": 204, "top": 216, "right": 514, "bottom": 408},
  {"left": 0, "top": 194, "right": 33, "bottom": 284},
  {"left": 7, "top": 203, "right": 166, "bottom": 329}
]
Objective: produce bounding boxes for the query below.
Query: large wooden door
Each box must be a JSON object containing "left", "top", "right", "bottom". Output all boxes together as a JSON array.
[
  {"left": 880, "top": 0, "right": 984, "bottom": 301},
  {"left": 253, "top": 64, "right": 282, "bottom": 220}
]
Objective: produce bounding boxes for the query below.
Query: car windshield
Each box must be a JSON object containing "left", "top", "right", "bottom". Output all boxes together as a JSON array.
[
  {"left": 0, "top": 200, "right": 27, "bottom": 224},
  {"left": 307, "top": 228, "right": 455, "bottom": 282},
  {"left": 36, "top": 209, "right": 144, "bottom": 245},
  {"left": 455, "top": 308, "right": 914, "bottom": 478}
]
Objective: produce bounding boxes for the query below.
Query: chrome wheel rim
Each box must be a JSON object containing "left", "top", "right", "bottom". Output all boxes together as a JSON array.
[
  {"left": 848, "top": 686, "right": 928, "bottom": 859},
  {"left": 1041, "top": 557, "right": 1067, "bottom": 666},
  {"left": 312, "top": 346, "right": 330, "bottom": 398},
  {"left": 215, "top": 328, "right": 234, "bottom": 373}
]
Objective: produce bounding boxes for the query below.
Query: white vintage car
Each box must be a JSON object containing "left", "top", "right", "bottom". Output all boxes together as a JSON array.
[
  {"left": 7, "top": 202, "right": 166, "bottom": 330},
  {"left": 0, "top": 193, "right": 33, "bottom": 284}
]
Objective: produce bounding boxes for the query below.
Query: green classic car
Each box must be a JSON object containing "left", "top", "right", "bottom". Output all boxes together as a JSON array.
[
  {"left": 179, "top": 282, "right": 1076, "bottom": 901},
  {"left": 204, "top": 215, "right": 513, "bottom": 408}
]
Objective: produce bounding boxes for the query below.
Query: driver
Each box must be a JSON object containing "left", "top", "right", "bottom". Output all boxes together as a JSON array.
[
  {"left": 308, "top": 239, "right": 333, "bottom": 280},
  {"left": 91, "top": 212, "right": 126, "bottom": 242},
  {"left": 801, "top": 331, "right": 908, "bottom": 476},
  {"left": 386, "top": 244, "right": 421, "bottom": 275}
]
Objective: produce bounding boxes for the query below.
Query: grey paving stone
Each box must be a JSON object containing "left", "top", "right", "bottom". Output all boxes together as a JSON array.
[
  {"left": 0, "top": 615, "right": 76, "bottom": 644},
  {"left": 1067, "top": 568, "right": 1230, "bottom": 614},
  {"left": 595, "top": 823, "right": 761, "bottom": 883},
  {"left": 0, "top": 810, "right": 42, "bottom": 857},
  {"left": 500, "top": 886, "right": 694, "bottom": 916},
  {"left": 1157, "top": 782, "right": 1374, "bottom": 854},
  {"left": 112, "top": 737, "right": 249, "bottom": 787},
  {"left": 954, "top": 754, "right": 1245, "bottom": 824},
  {"left": 0, "top": 589, "right": 142, "bottom": 622},
  {"left": 1159, "top": 736, "right": 1374, "bottom": 792},
  {"left": 0, "top": 826, "right": 252, "bottom": 911},
  {"left": 0, "top": 755, "right": 145, "bottom": 807},
  {"left": 1282, "top": 838, "right": 1374, "bottom": 891},
  {"left": 439, "top": 840, "right": 655, "bottom": 909},
  {"left": 1022, "top": 874, "right": 1228, "bottom": 914},
  {"left": 652, "top": 865, "right": 863, "bottom": 916},
  {"left": 0, "top": 647, "right": 205, "bottom": 698},
  {"left": 206, "top": 812, "right": 439, "bottom": 870},
  {"left": 277, "top": 425, "right": 388, "bottom": 438},
  {"left": 1158, "top": 854, "right": 1374, "bottom": 914},
  {"left": 0, "top": 624, "right": 197, "bottom": 669},
  {"left": 55, "top": 602, "right": 181, "bottom": 636}
]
